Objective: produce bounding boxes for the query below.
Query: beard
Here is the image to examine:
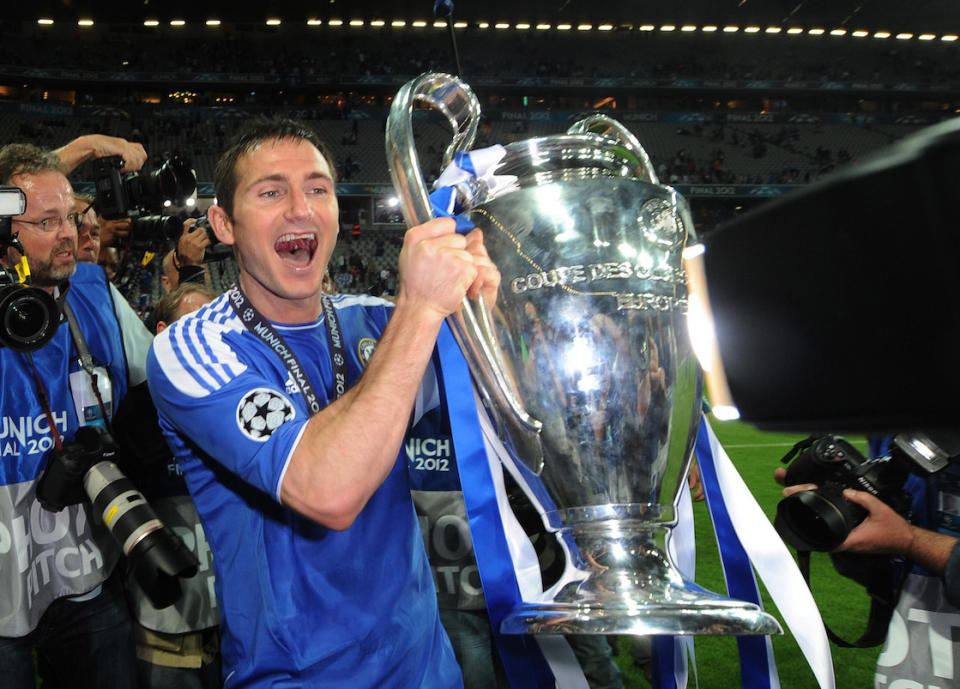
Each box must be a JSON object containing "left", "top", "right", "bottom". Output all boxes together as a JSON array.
[{"left": 16, "top": 241, "right": 77, "bottom": 287}]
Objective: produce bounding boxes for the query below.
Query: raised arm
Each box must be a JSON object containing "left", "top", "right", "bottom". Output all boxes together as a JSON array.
[
  {"left": 54, "top": 134, "right": 147, "bottom": 173},
  {"left": 279, "top": 219, "right": 490, "bottom": 529}
]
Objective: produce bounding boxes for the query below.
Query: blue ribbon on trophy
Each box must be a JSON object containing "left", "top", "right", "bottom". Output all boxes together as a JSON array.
[
  {"left": 436, "top": 324, "right": 563, "bottom": 688},
  {"left": 695, "top": 421, "right": 779, "bottom": 689},
  {"left": 429, "top": 145, "right": 517, "bottom": 233}
]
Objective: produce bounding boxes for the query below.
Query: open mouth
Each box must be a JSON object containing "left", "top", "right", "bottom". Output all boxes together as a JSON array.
[{"left": 275, "top": 232, "right": 318, "bottom": 267}]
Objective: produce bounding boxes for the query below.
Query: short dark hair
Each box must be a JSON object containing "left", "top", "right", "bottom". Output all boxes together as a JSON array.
[
  {"left": 0, "top": 143, "right": 66, "bottom": 185},
  {"left": 148, "top": 282, "right": 217, "bottom": 334},
  {"left": 213, "top": 116, "right": 336, "bottom": 218}
]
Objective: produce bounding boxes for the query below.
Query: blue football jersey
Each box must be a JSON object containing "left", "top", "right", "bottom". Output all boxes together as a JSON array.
[{"left": 147, "top": 291, "right": 461, "bottom": 689}]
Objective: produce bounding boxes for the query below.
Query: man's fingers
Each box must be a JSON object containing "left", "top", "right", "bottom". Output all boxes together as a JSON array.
[
  {"left": 773, "top": 467, "right": 788, "bottom": 485},
  {"left": 782, "top": 483, "right": 818, "bottom": 498},
  {"left": 410, "top": 217, "right": 458, "bottom": 240}
]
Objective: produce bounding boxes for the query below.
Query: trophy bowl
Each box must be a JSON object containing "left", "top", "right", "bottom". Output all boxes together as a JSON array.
[{"left": 387, "top": 72, "right": 781, "bottom": 637}]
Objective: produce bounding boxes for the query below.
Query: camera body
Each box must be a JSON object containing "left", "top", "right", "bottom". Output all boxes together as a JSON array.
[
  {"left": 92, "top": 155, "right": 197, "bottom": 252},
  {"left": 37, "top": 425, "right": 198, "bottom": 608},
  {"left": 190, "top": 214, "right": 231, "bottom": 261},
  {"left": 0, "top": 185, "right": 60, "bottom": 351},
  {"left": 775, "top": 435, "right": 913, "bottom": 551}
]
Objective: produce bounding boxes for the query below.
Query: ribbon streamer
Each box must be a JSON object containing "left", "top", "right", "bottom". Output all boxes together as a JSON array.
[
  {"left": 697, "top": 417, "right": 835, "bottom": 689},
  {"left": 429, "top": 144, "right": 517, "bottom": 233},
  {"left": 437, "top": 324, "right": 582, "bottom": 688}
]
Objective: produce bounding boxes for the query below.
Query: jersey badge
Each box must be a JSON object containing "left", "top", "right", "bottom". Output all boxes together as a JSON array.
[
  {"left": 236, "top": 388, "right": 295, "bottom": 441},
  {"left": 358, "top": 337, "right": 377, "bottom": 368}
]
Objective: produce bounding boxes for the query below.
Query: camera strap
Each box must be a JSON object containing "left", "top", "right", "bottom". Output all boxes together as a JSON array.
[
  {"left": 225, "top": 282, "right": 346, "bottom": 414},
  {"left": 62, "top": 300, "right": 115, "bottom": 436},
  {"left": 25, "top": 351, "right": 66, "bottom": 451},
  {"left": 796, "top": 550, "right": 896, "bottom": 648}
]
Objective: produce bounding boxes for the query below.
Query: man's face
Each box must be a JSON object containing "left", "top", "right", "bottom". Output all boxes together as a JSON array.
[
  {"left": 209, "top": 137, "right": 339, "bottom": 321},
  {"left": 8, "top": 171, "right": 77, "bottom": 288},
  {"left": 75, "top": 199, "right": 101, "bottom": 264}
]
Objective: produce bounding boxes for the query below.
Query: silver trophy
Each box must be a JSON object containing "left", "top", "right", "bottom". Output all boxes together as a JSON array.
[{"left": 387, "top": 73, "right": 780, "bottom": 637}]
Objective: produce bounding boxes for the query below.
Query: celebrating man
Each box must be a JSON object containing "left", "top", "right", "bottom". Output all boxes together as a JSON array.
[{"left": 147, "top": 117, "right": 496, "bottom": 688}]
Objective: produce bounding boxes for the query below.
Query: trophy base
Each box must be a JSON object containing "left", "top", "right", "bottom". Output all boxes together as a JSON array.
[
  {"left": 500, "top": 515, "right": 782, "bottom": 637},
  {"left": 500, "top": 593, "right": 782, "bottom": 636}
]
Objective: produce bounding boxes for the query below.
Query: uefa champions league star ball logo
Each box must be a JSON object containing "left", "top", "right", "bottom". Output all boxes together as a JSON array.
[
  {"left": 236, "top": 388, "right": 296, "bottom": 441},
  {"left": 243, "top": 308, "right": 255, "bottom": 322}
]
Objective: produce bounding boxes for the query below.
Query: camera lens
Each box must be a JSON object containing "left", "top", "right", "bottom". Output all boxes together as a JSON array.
[
  {"left": 132, "top": 215, "right": 182, "bottom": 243},
  {"left": 84, "top": 459, "right": 198, "bottom": 608},
  {"left": 0, "top": 284, "right": 60, "bottom": 352},
  {"left": 150, "top": 157, "right": 197, "bottom": 206},
  {"left": 774, "top": 486, "right": 866, "bottom": 551}
]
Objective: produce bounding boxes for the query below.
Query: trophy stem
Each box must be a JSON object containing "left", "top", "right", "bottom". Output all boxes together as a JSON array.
[{"left": 500, "top": 517, "right": 782, "bottom": 636}]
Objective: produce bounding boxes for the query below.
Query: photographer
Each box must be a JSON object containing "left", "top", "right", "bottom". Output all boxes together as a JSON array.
[
  {"left": 0, "top": 140, "right": 153, "bottom": 689},
  {"left": 776, "top": 450, "right": 960, "bottom": 687},
  {"left": 160, "top": 217, "right": 212, "bottom": 292},
  {"left": 74, "top": 194, "right": 101, "bottom": 265}
]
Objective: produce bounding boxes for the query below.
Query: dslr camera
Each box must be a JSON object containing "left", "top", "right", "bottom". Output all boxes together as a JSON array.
[
  {"left": 92, "top": 154, "right": 197, "bottom": 248},
  {"left": 0, "top": 186, "right": 60, "bottom": 351},
  {"left": 189, "top": 213, "right": 231, "bottom": 261},
  {"left": 775, "top": 432, "right": 959, "bottom": 551},
  {"left": 36, "top": 425, "right": 198, "bottom": 609}
]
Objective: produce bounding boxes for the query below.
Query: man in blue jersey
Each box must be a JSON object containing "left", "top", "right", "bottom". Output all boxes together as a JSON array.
[
  {"left": 147, "top": 117, "right": 496, "bottom": 688},
  {"left": 0, "top": 138, "right": 153, "bottom": 688}
]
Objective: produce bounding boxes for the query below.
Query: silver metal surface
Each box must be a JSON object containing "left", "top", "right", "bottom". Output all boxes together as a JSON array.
[{"left": 386, "top": 72, "right": 781, "bottom": 637}]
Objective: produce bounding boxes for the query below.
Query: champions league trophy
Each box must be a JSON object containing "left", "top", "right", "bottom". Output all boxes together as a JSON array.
[{"left": 386, "top": 73, "right": 780, "bottom": 637}]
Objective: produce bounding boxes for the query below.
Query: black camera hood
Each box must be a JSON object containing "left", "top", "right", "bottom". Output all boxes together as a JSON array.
[{"left": 703, "top": 118, "right": 960, "bottom": 433}]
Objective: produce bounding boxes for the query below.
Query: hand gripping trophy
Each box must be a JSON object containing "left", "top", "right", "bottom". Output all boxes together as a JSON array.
[{"left": 386, "top": 73, "right": 781, "bottom": 638}]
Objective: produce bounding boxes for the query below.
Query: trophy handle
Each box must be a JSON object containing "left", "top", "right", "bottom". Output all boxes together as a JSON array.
[
  {"left": 566, "top": 114, "right": 660, "bottom": 184},
  {"left": 385, "top": 72, "right": 481, "bottom": 224},
  {"left": 386, "top": 73, "right": 545, "bottom": 465}
]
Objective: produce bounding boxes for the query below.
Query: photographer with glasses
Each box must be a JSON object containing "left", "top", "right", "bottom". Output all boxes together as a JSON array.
[{"left": 0, "top": 140, "right": 153, "bottom": 689}]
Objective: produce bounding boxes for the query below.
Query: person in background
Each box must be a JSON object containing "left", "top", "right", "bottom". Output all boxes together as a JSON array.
[
  {"left": 160, "top": 217, "right": 212, "bottom": 292},
  {"left": 131, "top": 282, "right": 222, "bottom": 689}
]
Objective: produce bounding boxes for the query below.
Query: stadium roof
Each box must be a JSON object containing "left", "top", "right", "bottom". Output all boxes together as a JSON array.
[{"left": 9, "top": 1, "right": 960, "bottom": 33}]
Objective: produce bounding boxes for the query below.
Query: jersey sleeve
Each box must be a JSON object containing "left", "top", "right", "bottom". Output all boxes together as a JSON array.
[{"left": 146, "top": 314, "right": 306, "bottom": 502}]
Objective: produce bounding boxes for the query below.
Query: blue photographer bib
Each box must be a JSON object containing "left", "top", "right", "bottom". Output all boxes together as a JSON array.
[{"left": 0, "top": 263, "right": 134, "bottom": 637}]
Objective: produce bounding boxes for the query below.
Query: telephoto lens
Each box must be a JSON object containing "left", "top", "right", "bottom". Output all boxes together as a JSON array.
[{"left": 77, "top": 427, "right": 199, "bottom": 608}]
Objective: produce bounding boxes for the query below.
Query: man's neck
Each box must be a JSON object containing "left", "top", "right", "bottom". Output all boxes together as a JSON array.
[{"left": 237, "top": 274, "right": 324, "bottom": 324}]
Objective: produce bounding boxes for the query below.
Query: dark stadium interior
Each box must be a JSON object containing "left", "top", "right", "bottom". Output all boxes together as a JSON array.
[{"left": 0, "top": 0, "right": 957, "bottom": 301}]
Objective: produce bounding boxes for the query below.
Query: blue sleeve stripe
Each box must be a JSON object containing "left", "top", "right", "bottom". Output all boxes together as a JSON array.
[
  {"left": 155, "top": 310, "right": 249, "bottom": 397},
  {"left": 153, "top": 328, "right": 215, "bottom": 397},
  {"left": 168, "top": 326, "right": 220, "bottom": 394},
  {"left": 210, "top": 299, "right": 233, "bottom": 326},
  {"left": 180, "top": 320, "right": 232, "bottom": 388},
  {"left": 191, "top": 319, "right": 241, "bottom": 383}
]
